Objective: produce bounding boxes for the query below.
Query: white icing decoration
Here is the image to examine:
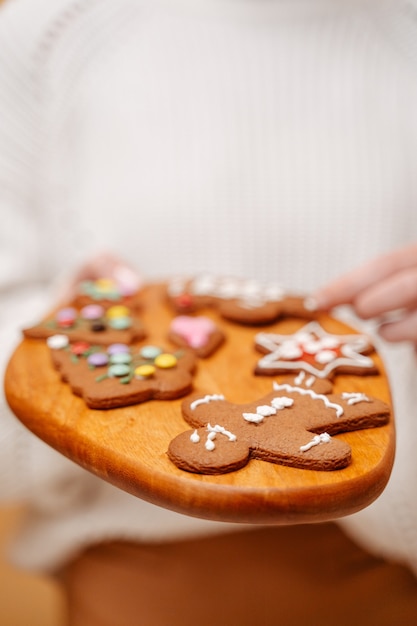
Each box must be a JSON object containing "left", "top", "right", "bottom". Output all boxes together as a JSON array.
[
  {"left": 294, "top": 370, "right": 316, "bottom": 387},
  {"left": 256, "top": 405, "right": 277, "bottom": 417},
  {"left": 273, "top": 382, "right": 344, "bottom": 418},
  {"left": 300, "top": 432, "right": 331, "bottom": 452},
  {"left": 190, "top": 430, "right": 200, "bottom": 443},
  {"left": 242, "top": 396, "right": 294, "bottom": 424},
  {"left": 190, "top": 394, "right": 225, "bottom": 411},
  {"left": 279, "top": 342, "right": 304, "bottom": 360},
  {"left": 47, "top": 334, "right": 69, "bottom": 350},
  {"left": 256, "top": 321, "right": 374, "bottom": 379},
  {"left": 207, "top": 424, "right": 237, "bottom": 441},
  {"left": 167, "top": 275, "right": 187, "bottom": 297},
  {"left": 202, "top": 423, "right": 237, "bottom": 451},
  {"left": 242, "top": 412, "right": 265, "bottom": 424},
  {"left": 315, "top": 349, "right": 337, "bottom": 364},
  {"left": 294, "top": 371, "right": 305, "bottom": 385},
  {"left": 342, "top": 392, "right": 371, "bottom": 405},
  {"left": 170, "top": 274, "right": 286, "bottom": 309},
  {"left": 303, "top": 339, "right": 323, "bottom": 354},
  {"left": 271, "top": 397, "right": 294, "bottom": 410}
]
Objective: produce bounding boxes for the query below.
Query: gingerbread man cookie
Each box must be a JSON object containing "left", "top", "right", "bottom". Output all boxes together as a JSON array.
[
  {"left": 167, "top": 380, "right": 390, "bottom": 474},
  {"left": 49, "top": 339, "right": 196, "bottom": 409},
  {"left": 167, "top": 274, "right": 315, "bottom": 325},
  {"left": 23, "top": 304, "right": 146, "bottom": 346},
  {"left": 254, "top": 321, "right": 378, "bottom": 379}
]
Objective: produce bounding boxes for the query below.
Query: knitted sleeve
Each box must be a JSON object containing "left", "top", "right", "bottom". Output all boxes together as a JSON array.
[
  {"left": 0, "top": 0, "right": 72, "bottom": 503},
  {"left": 372, "top": 1, "right": 417, "bottom": 68}
]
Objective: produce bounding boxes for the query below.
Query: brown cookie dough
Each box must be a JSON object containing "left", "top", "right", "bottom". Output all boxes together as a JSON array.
[
  {"left": 23, "top": 304, "right": 146, "bottom": 346},
  {"left": 49, "top": 339, "right": 196, "bottom": 409},
  {"left": 168, "top": 315, "right": 225, "bottom": 358},
  {"left": 168, "top": 382, "right": 390, "bottom": 474},
  {"left": 166, "top": 274, "right": 315, "bottom": 325},
  {"left": 254, "top": 321, "right": 378, "bottom": 379}
]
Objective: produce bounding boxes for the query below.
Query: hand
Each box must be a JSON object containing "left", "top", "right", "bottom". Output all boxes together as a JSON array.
[{"left": 311, "top": 243, "right": 417, "bottom": 345}]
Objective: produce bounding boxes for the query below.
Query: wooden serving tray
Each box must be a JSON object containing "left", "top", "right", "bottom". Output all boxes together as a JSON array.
[{"left": 4, "top": 283, "right": 395, "bottom": 525}]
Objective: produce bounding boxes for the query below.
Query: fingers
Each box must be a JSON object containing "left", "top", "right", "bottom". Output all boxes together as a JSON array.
[
  {"left": 312, "top": 243, "right": 417, "bottom": 311},
  {"left": 352, "top": 267, "right": 417, "bottom": 319},
  {"left": 378, "top": 309, "right": 417, "bottom": 344}
]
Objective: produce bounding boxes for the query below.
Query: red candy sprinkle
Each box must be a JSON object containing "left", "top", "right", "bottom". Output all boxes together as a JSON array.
[
  {"left": 71, "top": 341, "right": 91, "bottom": 356},
  {"left": 175, "top": 293, "right": 194, "bottom": 310}
]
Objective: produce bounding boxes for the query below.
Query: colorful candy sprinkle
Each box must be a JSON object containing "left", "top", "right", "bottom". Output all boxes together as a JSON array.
[
  {"left": 108, "top": 363, "right": 131, "bottom": 377},
  {"left": 139, "top": 345, "right": 163, "bottom": 360},
  {"left": 106, "top": 305, "right": 130, "bottom": 319},
  {"left": 154, "top": 353, "right": 177, "bottom": 369},
  {"left": 47, "top": 334, "right": 69, "bottom": 350},
  {"left": 134, "top": 364, "right": 156, "bottom": 379},
  {"left": 87, "top": 352, "right": 109, "bottom": 367},
  {"left": 81, "top": 304, "right": 104, "bottom": 320},
  {"left": 109, "top": 352, "right": 132, "bottom": 365}
]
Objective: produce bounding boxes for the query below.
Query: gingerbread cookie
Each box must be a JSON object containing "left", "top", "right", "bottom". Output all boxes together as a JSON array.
[
  {"left": 167, "top": 274, "right": 314, "bottom": 325},
  {"left": 167, "top": 381, "right": 390, "bottom": 474},
  {"left": 72, "top": 277, "right": 143, "bottom": 311},
  {"left": 168, "top": 315, "right": 225, "bottom": 358},
  {"left": 254, "top": 321, "right": 377, "bottom": 379},
  {"left": 23, "top": 304, "right": 146, "bottom": 346},
  {"left": 48, "top": 338, "right": 196, "bottom": 409}
]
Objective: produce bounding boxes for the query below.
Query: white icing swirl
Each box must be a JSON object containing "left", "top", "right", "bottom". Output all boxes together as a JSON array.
[{"left": 300, "top": 432, "right": 331, "bottom": 452}]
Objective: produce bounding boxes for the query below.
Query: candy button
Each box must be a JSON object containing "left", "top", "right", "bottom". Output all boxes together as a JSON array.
[
  {"left": 71, "top": 341, "right": 91, "bottom": 356},
  {"left": 175, "top": 293, "right": 194, "bottom": 310},
  {"left": 107, "top": 343, "right": 130, "bottom": 355},
  {"left": 154, "top": 353, "right": 177, "bottom": 369},
  {"left": 108, "top": 316, "right": 132, "bottom": 330},
  {"left": 56, "top": 307, "right": 77, "bottom": 328},
  {"left": 81, "top": 304, "right": 104, "bottom": 320},
  {"left": 140, "top": 345, "right": 163, "bottom": 360},
  {"left": 87, "top": 352, "right": 109, "bottom": 367},
  {"left": 109, "top": 352, "right": 132, "bottom": 365},
  {"left": 91, "top": 321, "right": 106, "bottom": 332},
  {"left": 96, "top": 278, "right": 117, "bottom": 293},
  {"left": 108, "top": 363, "right": 131, "bottom": 377},
  {"left": 47, "top": 334, "right": 69, "bottom": 350},
  {"left": 106, "top": 305, "right": 130, "bottom": 319},
  {"left": 134, "top": 364, "right": 156, "bottom": 379}
]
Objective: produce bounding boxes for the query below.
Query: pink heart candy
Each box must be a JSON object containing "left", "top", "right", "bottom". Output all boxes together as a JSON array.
[{"left": 170, "top": 315, "right": 216, "bottom": 348}]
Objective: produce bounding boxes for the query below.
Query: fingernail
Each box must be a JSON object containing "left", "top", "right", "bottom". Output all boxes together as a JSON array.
[{"left": 303, "top": 296, "right": 319, "bottom": 311}]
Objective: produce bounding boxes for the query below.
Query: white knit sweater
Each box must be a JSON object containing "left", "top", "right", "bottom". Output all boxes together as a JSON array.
[{"left": 1, "top": 0, "right": 417, "bottom": 573}]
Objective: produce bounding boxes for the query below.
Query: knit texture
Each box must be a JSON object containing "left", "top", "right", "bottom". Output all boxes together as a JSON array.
[{"left": 1, "top": 0, "right": 417, "bottom": 572}]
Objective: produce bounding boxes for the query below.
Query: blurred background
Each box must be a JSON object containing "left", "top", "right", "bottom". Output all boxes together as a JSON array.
[
  {"left": 0, "top": 505, "right": 65, "bottom": 626},
  {"left": 0, "top": 3, "right": 64, "bottom": 624}
]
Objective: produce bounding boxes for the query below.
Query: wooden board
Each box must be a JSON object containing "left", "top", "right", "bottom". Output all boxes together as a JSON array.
[{"left": 4, "top": 283, "right": 395, "bottom": 525}]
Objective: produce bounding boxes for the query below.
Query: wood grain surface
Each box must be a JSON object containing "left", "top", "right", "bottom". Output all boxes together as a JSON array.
[{"left": 4, "top": 283, "right": 395, "bottom": 525}]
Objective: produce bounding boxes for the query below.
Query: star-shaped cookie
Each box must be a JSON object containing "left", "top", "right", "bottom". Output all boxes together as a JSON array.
[{"left": 254, "top": 321, "right": 377, "bottom": 379}]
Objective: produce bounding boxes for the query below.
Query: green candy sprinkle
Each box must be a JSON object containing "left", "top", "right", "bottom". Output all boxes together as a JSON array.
[
  {"left": 109, "top": 353, "right": 132, "bottom": 365},
  {"left": 108, "top": 364, "right": 131, "bottom": 377},
  {"left": 108, "top": 317, "right": 132, "bottom": 330},
  {"left": 140, "top": 345, "right": 163, "bottom": 360}
]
